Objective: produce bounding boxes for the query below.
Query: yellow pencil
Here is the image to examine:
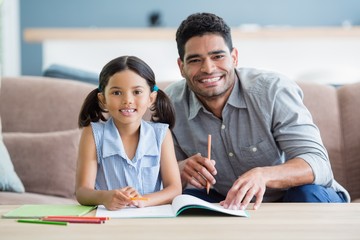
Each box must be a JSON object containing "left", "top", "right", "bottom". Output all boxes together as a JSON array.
[{"left": 206, "top": 134, "right": 212, "bottom": 195}]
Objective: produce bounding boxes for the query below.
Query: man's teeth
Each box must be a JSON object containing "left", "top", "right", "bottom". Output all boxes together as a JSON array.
[
  {"left": 121, "top": 109, "right": 135, "bottom": 113},
  {"left": 201, "top": 77, "right": 220, "bottom": 83}
]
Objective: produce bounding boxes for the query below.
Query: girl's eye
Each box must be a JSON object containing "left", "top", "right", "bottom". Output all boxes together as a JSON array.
[
  {"left": 112, "top": 91, "right": 121, "bottom": 96},
  {"left": 134, "top": 90, "right": 142, "bottom": 95}
]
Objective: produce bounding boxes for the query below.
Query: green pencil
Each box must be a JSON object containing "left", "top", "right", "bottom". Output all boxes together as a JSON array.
[{"left": 18, "top": 219, "right": 68, "bottom": 226}]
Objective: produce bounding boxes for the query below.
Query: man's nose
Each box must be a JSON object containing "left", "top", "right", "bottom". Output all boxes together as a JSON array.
[{"left": 201, "top": 58, "right": 215, "bottom": 73}]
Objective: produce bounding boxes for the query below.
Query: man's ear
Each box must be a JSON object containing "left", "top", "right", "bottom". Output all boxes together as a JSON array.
[
  {"left": 148, "top": 91, "right": 158, "bottom": 108},
  {"left": 231, "top": 47, "right": 239, "bottom": 67},
  {"left": 177, "top": 58, "right": 185, "bottom": 77}
]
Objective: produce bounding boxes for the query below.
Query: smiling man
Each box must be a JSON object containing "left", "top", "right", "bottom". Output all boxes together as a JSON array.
[{"left": 165, "top": 12, "right": 349, "bottom": 210}]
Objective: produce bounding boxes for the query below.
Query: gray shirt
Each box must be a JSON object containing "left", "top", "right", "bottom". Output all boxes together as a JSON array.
[{"left": 165, "top": 68, "right": 350, "bottom": 202}]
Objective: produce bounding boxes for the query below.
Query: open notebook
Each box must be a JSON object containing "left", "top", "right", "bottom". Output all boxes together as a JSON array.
[{"left": 96, "top": 194, "right": 249, "bottom": 218}]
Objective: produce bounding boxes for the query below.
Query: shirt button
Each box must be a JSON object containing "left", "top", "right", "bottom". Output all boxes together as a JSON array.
[
  {"left": 221, "top": 124, "right": 226, "bottom": 130},
  {"left": 252, "top": 147, "right": 257, "bottom": 152},
  {"left": 229, "top": 152, "right": 234, "bottom": 157}
]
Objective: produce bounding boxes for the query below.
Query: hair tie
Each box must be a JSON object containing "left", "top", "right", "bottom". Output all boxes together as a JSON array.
[
  {"left": 153, "top": 85, "right": 159, "bottom": 92},
  {"left": 98, "top": 85, "right": 101, "bottom": 91}
]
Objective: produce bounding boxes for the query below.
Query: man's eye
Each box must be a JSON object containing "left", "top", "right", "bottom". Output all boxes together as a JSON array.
[
  {"left": 188, "top": 59, "right": 200, "bottom": 64},
  {"left": 213, "top": 55, "right": 224, "bottom": 60}
]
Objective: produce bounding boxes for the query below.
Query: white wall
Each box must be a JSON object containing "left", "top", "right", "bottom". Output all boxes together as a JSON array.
[
  {"left": 1, "top": 0, "right": 20, "bottom": 76},
  {"left": 42, "top": 35, "right": 360, "bottom": 84}
]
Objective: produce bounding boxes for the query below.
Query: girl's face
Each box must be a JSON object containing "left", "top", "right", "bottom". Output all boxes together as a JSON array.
[{"left": 98, "top": 70, "right": 156, "bottom": 129}]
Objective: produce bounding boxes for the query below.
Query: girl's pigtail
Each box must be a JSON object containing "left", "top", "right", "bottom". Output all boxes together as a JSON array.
[
  {"left": 150, "top": 89, "right": 175, "bottom": 129},
  {"left": 78, "top": 88, "right": 107, "bottom": 128}
]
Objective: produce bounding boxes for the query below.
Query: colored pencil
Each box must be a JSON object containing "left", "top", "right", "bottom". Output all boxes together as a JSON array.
[
  {"left": 44, "top": 216, "right": 109, "bottom": 221},
  {"left": 206, "top": 134, "right": 212, "bottom": 194},
  {"left": 18, "top": 219, "right": 67, "bottom": 226},
  {"left": 41, "top": 217, "right": 103, "bottom": 224},
  {"left": 130, "top": 197, "right": 149, "bottom": 201}
]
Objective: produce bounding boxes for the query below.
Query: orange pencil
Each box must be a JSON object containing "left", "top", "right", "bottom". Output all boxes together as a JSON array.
[
  {"left": 206, "top": 134, "right": 212, "bottom": 194},
  {"left": 130, "top": 197, "right": 149, "bottom": 201}
]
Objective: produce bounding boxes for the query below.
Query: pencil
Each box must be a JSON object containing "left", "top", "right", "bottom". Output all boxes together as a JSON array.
[
  {"left": 44, "top": 216, "right": 109, "bottom": 221},
  {"left": 41, "top": 217, "right": 103, "bottom": 224},
  {"left": 18, "top": 219, "right": 68, "bottom": 226},
  {"left": 206, "top": 134, "right": 212, "bottom": 195},
  {"left": 130, "top": 197, "right": 149, "bottom": 201}
]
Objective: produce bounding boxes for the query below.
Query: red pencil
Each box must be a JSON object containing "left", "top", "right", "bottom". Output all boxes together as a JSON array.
[
  {"left": 45, "top": 216, "right": 109, "bottom": 221},
  {"left": 42, "top": 216, "right": 107, "bottom": 224},
  {"left": 42, "top": 217, "right": 104, "bottom": 224}
]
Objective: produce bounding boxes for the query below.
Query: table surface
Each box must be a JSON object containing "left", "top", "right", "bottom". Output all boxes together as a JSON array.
[{"left": 1, "top": 203, "right": 360, "bottom": 240}]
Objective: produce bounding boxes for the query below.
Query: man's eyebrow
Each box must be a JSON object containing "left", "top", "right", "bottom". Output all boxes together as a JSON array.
[
  {"left": 209, "top": 50, "right": 227, "bottom": 55},
  {"left": 185, "top": 50, "right": 227, "bottom": 62}
]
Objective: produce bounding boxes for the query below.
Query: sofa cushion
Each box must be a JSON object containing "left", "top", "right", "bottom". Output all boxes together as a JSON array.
[
  {"left": 0, "top": 76, "right": 95, "bottom": 133},
  {"left": 0, "top": 77, "right": 25, "bottom": 193},
  {"left": 3, "top": 129, "right": 81, "bottom": 199}
]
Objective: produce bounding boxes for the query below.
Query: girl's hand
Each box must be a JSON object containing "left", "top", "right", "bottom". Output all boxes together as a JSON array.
[{"left": 103, "top": 186, "right": 139, "bottom": 210}]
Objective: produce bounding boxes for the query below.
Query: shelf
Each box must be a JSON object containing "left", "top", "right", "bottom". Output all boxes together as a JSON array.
[{"left": 24, "top": 27, "right": 360, "bottom": 42}]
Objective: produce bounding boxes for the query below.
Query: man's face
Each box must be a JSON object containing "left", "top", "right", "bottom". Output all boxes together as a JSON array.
[{"left": 177, "top": 34, "right": 238, "bottom": 100}]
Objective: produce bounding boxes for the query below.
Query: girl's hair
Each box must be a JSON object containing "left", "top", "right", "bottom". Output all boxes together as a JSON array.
[
  {"left": 78, "top": 56, "right": 175, "bottom": 129},
  {"left": 176, "top": 12, "right": 233, "bottom": 61}
]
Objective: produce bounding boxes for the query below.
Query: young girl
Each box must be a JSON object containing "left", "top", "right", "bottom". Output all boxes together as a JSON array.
[{"left": 76, "top": 56, "right": 181, "bottom": 210}]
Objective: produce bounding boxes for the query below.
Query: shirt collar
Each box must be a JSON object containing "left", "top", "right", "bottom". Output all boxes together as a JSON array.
[
  {"left": 227, "top": 69, "right": 247, "bottom": 109},
  {"left": 102, "top": 118, "right": 159, "bottom": 161},
  {"left": 187, "top": 69, "right": 246, "bottom": 120}
]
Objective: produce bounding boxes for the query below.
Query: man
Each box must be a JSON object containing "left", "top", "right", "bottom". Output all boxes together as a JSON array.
[{"left": 165, "top": 12, "right": 349, "bottom": 210}]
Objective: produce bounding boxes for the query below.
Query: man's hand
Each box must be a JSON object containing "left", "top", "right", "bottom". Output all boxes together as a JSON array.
[
  {"left": 220, "top": 167, "right": 266, "bottom": 210},
  {"left": 179, "top": 153, "right": 217, "bottom": 189}
]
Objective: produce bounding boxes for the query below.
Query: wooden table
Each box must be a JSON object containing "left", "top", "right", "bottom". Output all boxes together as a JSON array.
[{"left": 1, "top": 203, "right": 359, "bottom": 240}]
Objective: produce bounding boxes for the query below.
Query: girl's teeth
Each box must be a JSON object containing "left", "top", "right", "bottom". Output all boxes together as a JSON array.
[{"left": 121, "top": 109, "right": 135, "bottom": 113}]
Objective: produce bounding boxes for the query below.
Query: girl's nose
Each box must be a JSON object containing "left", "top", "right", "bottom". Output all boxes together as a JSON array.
[{"left": 122, "top": 93, "right": 133, "bottom": 104}]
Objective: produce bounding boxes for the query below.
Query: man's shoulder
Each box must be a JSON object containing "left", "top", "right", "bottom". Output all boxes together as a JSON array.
[
  {"left": 164, "top": 79, "right": 186, "bottom": 93},
  {"left": 237, "top": 68, "right": 297, "bottom": 93},
  {"left": 164, "top": 79, "right": 188, "bottom": 102}
]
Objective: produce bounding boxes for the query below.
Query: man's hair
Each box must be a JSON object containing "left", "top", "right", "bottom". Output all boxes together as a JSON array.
[{"left": 176, "top": 12, "right": 233, "bottom": 61}]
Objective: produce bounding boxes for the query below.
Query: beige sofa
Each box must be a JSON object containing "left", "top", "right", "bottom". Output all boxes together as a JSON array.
[
  {"left": 0, "top": 76, "right": 359, "bottom": 204},
  {"left": 0, "top": 76, "right": 94, "bottom": 204}
]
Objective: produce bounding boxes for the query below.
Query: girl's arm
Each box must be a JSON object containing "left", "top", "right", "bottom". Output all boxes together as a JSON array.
[
  {"left": 138, "top": 129, "right": 182, "bottom": 207},
  {"left": 75, "top": 126, "right": 137, "bottom": 210}
]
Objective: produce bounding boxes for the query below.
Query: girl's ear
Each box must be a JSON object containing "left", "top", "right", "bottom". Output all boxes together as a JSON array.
[
  {"left": 148, "top": 91, "right": 157, "bottom": 108},
  {"left": 98, "top": 92, "right": 107, "bottom": 109}
]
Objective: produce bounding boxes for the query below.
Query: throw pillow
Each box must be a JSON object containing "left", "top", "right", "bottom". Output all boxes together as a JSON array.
[
  {"left": 0, "top": 133, "right": 26, "bottom": 192},
  {"left": 0, "top": 77, "right": 25, "bottom": 193},
  {"left": 3, "top": 129, "right": 81, "bottom": 198}
]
